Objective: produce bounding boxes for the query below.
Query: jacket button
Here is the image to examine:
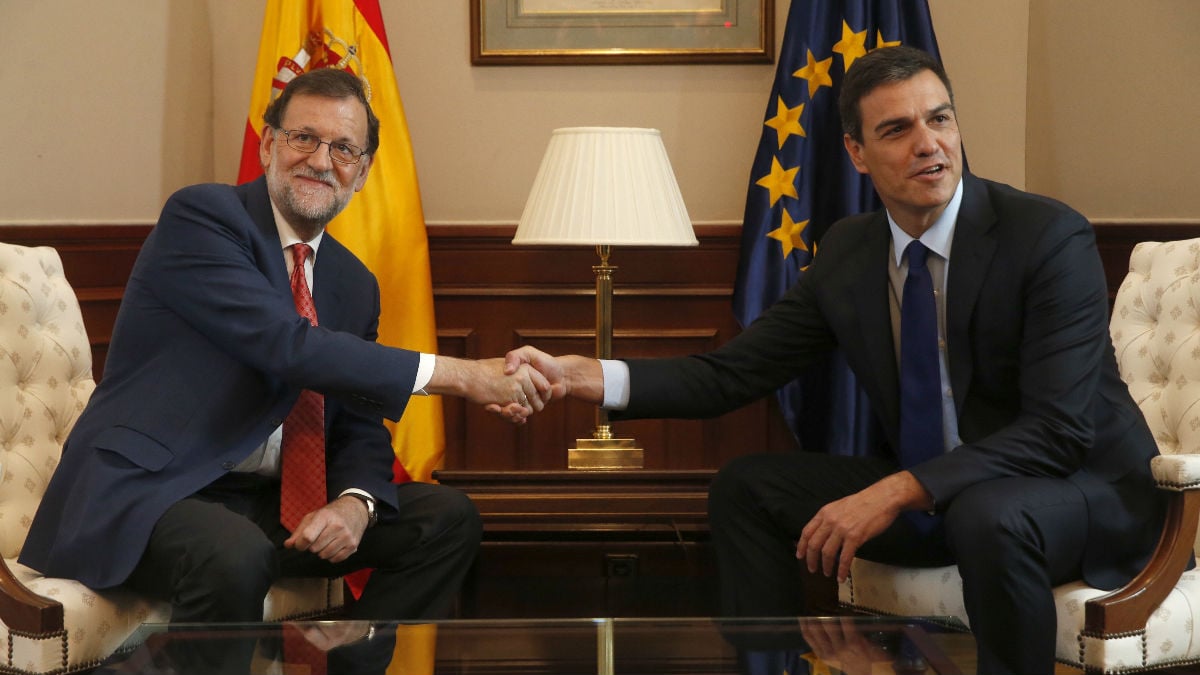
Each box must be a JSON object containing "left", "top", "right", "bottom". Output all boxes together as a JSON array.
[{"left": 221, "top": 461, "right": 235, "bottom": 470}]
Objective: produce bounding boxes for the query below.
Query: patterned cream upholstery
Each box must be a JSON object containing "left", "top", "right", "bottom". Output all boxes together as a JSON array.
[
  {"left": 0, "top": 243, "right": 342, "bottom": 674},
  {"left": 838, "top": 238, "right": 1200, "bottom": 673}
]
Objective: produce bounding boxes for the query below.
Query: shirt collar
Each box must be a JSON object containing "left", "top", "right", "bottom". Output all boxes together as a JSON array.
[
  {"left": 889, "top": 177, "right": 964, "bottom": 266},
  {"left": 269, "top": 199, "right": 325, "bottom": 259}
]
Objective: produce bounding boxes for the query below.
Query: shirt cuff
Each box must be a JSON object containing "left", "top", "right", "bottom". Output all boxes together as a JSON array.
[
  {"left": 338, "top": 488, "right": 378, "bottom": 527},
  {"left": 413, "top": 353, "right": 435, "bottom": 395},
  {"left": 338, "top": 487, "right": 376, "bottom": 503},
  {"left": 599, "top": 359, "right": 631, "bottom": 410}
]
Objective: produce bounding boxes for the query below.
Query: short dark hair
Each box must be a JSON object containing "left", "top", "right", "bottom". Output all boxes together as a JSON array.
[
  {"left": 263, "top": 68, "right": 380, "bottom": 155},
  {"left": 838, "top": 45, "right": 954, "bottom": 143}
]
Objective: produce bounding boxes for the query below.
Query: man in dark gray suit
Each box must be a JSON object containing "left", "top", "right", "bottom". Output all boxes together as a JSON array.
[{"left": 506, "top": 46, "right": 1166, "bottom": 674}]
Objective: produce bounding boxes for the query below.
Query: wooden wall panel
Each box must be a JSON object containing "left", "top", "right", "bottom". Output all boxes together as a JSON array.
[
  {"left": 426, "top": 224, "right": 794, "bottom": 471},
  {"left": 1094, "top": 223, "right": 1200, "bottom": 304},
  {"left": 4, "top": 221, "right": 1198, "bottom": 473},
  {"left": 0, "top": 225, "right": 152, "bottom": 381}
]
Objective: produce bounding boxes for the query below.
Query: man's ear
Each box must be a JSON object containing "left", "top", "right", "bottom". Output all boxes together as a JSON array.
[
  {"left": 843, "top": 133, "right": 869, "bottom": 175},
  {"left": 352, "top": 154, "right": 373, "bottom": 192},
  {"left": 259, "top": 126, "right": 276, "bottom": 170}
]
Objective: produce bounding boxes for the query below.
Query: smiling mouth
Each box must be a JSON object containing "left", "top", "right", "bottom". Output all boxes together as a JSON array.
[
  {"left": 292, "top": 164, "right": 337, "bottom": 181},
  {"left": 295, "top": 174, "right": 335, "bottom": 190},
  {"left": 916, "top": 164, "right": 946, "bottom": 177}
]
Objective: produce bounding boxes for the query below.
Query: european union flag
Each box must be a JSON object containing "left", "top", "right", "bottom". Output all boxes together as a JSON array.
[{"left": 733, "top": 0, "right": 946, "bottom": 456}]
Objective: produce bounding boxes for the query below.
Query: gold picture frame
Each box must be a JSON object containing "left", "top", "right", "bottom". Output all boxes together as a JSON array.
[{"left": 470, "top": 0, "right": 775, "bottom": 65}]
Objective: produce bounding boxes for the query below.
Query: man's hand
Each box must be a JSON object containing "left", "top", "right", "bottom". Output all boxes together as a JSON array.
[
  {"left": 287, "top": 620, "right": 374, "bottom": 651},
  {"left": 796, "top": 471, "right": 932, "bottom": 582},
  {"left": 503, "top": 346, "right": 567, "bottom": 398},
  {"left": 424, "top": 355, "right": 554, "bottom": 423},
  {"left": 284, "top": 495, "right": 369, "bottom": 563},
  {"left": 497, "top": 347, "right": 606, "bottom": 405},
  {"left": 799, "top": 617, "right": 893, "bottom": 675}
]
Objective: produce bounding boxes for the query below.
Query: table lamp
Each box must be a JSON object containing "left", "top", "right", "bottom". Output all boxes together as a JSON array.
[{"left": 513, "top": 127, "right": 698, "bottom": 469}]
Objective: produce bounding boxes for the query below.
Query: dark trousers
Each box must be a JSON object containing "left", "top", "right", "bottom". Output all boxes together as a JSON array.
[
  {"left": 708, "top": 452, "right": 1088, "bottom": 675},
  {"left": 124, "top": 473, "right": 482, "bottom": 623}
]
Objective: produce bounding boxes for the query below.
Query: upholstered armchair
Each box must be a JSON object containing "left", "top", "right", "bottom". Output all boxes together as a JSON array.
[
  {"left": 837, "top": 238, "right": 1200, "bottom": 673},
  {"left": 0, "top": 242, "right": 343, "bottom": 674}
]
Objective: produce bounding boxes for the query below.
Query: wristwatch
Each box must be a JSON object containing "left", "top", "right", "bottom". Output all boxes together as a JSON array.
[{"left": 341, "top": 489, "right": 378, "bottom": 528}]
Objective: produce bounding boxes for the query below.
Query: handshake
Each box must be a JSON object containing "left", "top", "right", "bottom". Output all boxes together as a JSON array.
[{"left": 423, "top": 346, "right": 603, "bottom": 423}]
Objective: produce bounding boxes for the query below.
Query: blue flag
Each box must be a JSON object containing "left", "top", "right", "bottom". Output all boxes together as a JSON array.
[{"left": 732, "top": 0, "right": 946, "bottom": 456}]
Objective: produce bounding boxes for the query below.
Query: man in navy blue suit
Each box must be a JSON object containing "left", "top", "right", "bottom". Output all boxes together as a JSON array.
[
  {"left": 21, "top": 68, "right": 549, "bottom": 627},
  {"left": 506, "top": 47, "right": 1167, "bottom": 675}
]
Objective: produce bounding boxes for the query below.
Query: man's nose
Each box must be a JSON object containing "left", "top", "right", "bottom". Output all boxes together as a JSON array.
[
  {"left": 912, "top": 124, "right": 939, "bottom": 156},
  {"left": 306, "top": 142, "right": 336, "bottom": 170}
]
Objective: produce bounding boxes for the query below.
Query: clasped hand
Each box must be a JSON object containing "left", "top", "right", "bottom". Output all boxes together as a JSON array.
[
  {"left": 484, "top": 346, "right": 571, "bottom": 422},
  {"left": 426, "top": 354, "right": 560, "bottom": 424}
]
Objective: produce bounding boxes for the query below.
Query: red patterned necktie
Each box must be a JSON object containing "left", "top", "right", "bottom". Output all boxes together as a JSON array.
[
  {"left": 280, "top": 243, "right": 326, "bottom": 532},
  {"left": 281, "top": 622, "right": 328, "bottom": 675}
]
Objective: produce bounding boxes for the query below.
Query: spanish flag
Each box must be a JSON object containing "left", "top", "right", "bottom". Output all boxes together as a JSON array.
[{"left": 238, "top": 0, "right": 444, "bottom": 485}]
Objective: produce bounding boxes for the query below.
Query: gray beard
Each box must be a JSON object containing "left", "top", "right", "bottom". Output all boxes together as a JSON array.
[{"left": 268, "top": 171, "right": 350, "bottom": 239}]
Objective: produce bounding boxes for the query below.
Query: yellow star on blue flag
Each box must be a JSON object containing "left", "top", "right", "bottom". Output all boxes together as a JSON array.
[
  {"left": 793, "top": 50, "right": 833, "bottom": 98},
  {"left": 767, "top": 210, "right": 811, "bottom": 260},
  {"left": 833, "top": 20, "right": 868, "bottom": 71},
  {"left": 755, "top": 156, "right": 801, "bottom": 207},
  {"left": 764, "top": 97, "right": 807, "bottom": 149}
]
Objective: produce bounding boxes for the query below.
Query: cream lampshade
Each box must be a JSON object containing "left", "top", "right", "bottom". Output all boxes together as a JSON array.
[{"left": 513, "top": 127, "right": 698, "bottom": 469}]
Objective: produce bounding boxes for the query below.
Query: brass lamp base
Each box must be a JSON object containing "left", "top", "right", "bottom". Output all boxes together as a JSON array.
[{"left": 568, "top": 437, "right": 644, "bottom": 470}]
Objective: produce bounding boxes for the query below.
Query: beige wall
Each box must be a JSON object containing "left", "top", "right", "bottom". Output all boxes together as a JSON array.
[
  {"left": 930, "top": 0, "right": 1028, "bottom": 191},
  {"left": 3, "top": 2, "right": 215, "bottom": 223},
  {"left": 2, "top": 1, "right": 1195, "bottom": 225},
  {"left": 1026, "top": 0, "right": 1200, "bottom": 219}
]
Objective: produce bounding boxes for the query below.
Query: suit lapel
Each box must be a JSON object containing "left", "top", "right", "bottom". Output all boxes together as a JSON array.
[
  {"left": 946, "top": 174, "right": 998, "bottom": 414},
  {"left": 849, "top": 214, "right": 902, "bottom": 442},
  {"left": 240, "top": 177, "right": 292, "bottom": 295},
  {"left": 311, "top": 238, "right": 348, "bottom": 330}
]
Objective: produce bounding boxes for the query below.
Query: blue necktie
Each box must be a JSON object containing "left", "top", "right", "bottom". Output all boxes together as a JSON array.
[
  {"left": 898, "top": 241, "right": 944, "bottom": 537},
  {"left": 898, "top": 240, "right": 943, "bottom": 469}
]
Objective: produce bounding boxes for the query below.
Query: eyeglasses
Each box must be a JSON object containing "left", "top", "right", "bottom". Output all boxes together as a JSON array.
[{"left": 276, "top": 129, "right": 367, "bottom": 165}]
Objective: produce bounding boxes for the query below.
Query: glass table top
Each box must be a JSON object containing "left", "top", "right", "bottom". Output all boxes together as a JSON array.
[{"left": 97, "top": 616, "right": 973, "bottom": 674}]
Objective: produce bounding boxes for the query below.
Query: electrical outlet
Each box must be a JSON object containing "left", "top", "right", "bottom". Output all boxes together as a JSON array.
[{"left": 604, "top": 553, "right": 639, "bottom": 578}]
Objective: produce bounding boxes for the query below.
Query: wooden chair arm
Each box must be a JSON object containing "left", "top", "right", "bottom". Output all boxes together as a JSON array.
[
  {"left": 0, "top": 558, "right": 64, "bottom": 635},
  {"left": 1084, "top": 490, "right": 1199, "bottom": 636}
]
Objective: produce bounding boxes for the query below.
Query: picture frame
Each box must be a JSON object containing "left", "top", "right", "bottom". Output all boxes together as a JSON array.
[{"left": 470, "top": 0, "right": 775, "bottom": 66}]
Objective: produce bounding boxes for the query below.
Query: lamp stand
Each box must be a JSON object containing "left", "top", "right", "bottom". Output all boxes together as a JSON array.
[{"left": 568, "top": 245, "right": 644, "bottom": 470}]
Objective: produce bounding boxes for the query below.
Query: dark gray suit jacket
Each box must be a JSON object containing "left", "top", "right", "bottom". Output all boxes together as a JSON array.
[{"left": 617, "top": 173, "right": 1165, "bottom": 590}]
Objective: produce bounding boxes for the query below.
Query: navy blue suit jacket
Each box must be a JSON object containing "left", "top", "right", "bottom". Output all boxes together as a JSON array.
[
  {"left": 617, "top": 174, "right": 1166, "bottom": 590},
  {"left": 20, "top": 177, "right": 420, "bottom": 589}
]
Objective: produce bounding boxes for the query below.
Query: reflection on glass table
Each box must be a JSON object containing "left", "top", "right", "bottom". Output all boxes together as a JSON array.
[{"left": 94, "top": 615, "right": 971, "bottom": 674}]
